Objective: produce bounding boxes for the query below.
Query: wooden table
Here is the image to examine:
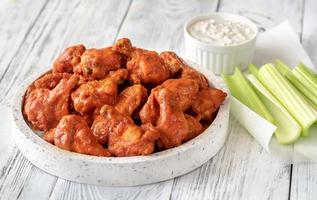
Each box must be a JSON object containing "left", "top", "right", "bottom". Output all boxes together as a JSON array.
[{"left": 0, "top": 0, "right": 316, "bottom": 199}]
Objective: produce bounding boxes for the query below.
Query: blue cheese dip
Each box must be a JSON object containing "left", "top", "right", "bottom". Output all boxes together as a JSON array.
[{"left": 188, "top": 18, "right": 255, "bottom": 46}]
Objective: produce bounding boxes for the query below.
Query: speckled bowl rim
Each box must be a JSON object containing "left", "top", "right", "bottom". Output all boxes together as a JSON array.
[{"left": 12, "top": 60, "right": 230, "bottom": 164}]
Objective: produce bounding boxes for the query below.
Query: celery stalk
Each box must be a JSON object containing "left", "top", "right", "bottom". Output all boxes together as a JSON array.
[
  {"left": 222, "top": 68, "right": 274, "bottom": 122},
  {"left": 293, "top": 63, "right": 317, "bottom": 94},
  {"left": 258, "top": 64, "right": 317, "bottom": 136},
  {"left": 275, "top": 60, "right": 292, "bottom": 75},
  {"left": 248, "top": 64, "right": 260, "bottom": 78},
  {"left": 275, "top": 61, "right": 317, "bottom": 108},
  {"left": 247, "top": 74, "right": 301, "bottom": 144}
]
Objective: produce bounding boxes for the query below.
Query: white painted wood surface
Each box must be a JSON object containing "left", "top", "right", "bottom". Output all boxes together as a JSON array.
[{"left": 0, "top": 0, "right": 316, "bottom": 199}]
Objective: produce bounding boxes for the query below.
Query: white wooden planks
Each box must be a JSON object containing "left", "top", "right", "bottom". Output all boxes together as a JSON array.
[
  {"left": 0, "top": 0, "right": 48, "bottom": 93},
  {"left": 218, "top": 0, "right": 304, "bottom": 34},
  {"left": 171, "top": 118, "right": 290, "bottom": 200},
  {"left": 290, "top": 0, "right": 317, "bottom": 199},
  {"left": 116, "top": 0, "right": 219, "bottom": 54},
  {"left": 0, "top": 0, "right": 316, "bottom": 199},
  {"left": 49, "top": 179, "right": 173, "bottom": 200}
]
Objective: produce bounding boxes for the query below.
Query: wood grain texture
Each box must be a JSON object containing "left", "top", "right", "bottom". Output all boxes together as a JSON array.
[
  {"left": 218, "top": 0, "right": 304, "bottom": 34},
  {"left": 301, "top": 0, "right": 317, "bottom": 65},
  {"left": 290, "top": 0, "right": 317, "bottom": 199},
  {"left": 49, "top": 179, "right": 173, "bottom": 200},
  {"left": 116, "top": 0, "right": 219, "bottom": 54},
  {"left": 0, "top": 0, "right": 48, "bottom": 89},
  {"left": 171, "top": 118, "right": 290, "bottom": 200}
]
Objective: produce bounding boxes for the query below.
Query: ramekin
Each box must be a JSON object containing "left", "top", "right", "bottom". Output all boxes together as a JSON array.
[{"left": 184, "top": 13, "right": 258, "bottom": 75}]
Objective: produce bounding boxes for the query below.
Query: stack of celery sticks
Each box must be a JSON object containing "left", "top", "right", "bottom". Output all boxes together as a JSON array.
[{"left": 222, "top": 61, "right": 317, "bottom": 144}]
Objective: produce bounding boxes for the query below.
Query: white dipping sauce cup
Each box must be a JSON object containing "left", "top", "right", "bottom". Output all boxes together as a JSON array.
[{"left": 184, "top": 13, "right": 258, "bottom": 75}]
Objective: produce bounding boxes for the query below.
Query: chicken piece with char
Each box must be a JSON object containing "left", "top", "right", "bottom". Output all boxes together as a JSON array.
[
  {"left": 140, "top": 78, "right": 200, "bottom": 149},
  {"left": 23, "top": 73, "right": 79, "bottom": 131},
  {"left": 53, "top": 44, "right": 86, "bottom": 73},
  {"left": 94, "top": 105, "right": 160, "bottom": 156},
  {"left": 191, "top": 88, "right": 227, "bottom": 121},
  {"left": 74, "top": 47, "right": 125, "bottom": 81},
  {"left": 44, "top": 115, "right": 111, "bottom": 156},
  {"left": 113, "top": 38, "right": 170, "bottom": 85},
  {"left": 91, "top": 84, "right": 147, "bottom": 145},
  {"left": 159, "top": 51, "right": 209, "bottom": 89},
  {"left": 140, "top": 78, "right": 199, "bottom": 126},
  {"left": 71, "top": 69, "right": 128, "bottom": 116},
  {"left": 160, "top": 51, "right": 184, "bottom": 76},
  {"left": 115, "top": 84, "right": 147, "bottom": 116}
]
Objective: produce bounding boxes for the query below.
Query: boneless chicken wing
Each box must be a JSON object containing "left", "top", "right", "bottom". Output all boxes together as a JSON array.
[
  {"left": 159, "top": 51, "right": 209, "bottom": 89},
  {"left": 139, "top": 91, "right": 160, "bottom": 125},
  {"left": 91, "top": 84, "right": 147, "bottom": 145},
  {"left": 140, "top": 78, "right": 199, "bottom": 125},
  {"left": 44, "top": 115, "right": 110, "bottom": 156},
  {"left": 181, "top": 67, "right": 209, "bottom": 89},
  {"left": 191, "top": 88, "right": 227, "bottom": 121},
  {"left": 75, "top": 47, "right": 125, "bottom": 80},
  {"left": 71, "top": 69, "right": 128, "bottom": 115},
  {"left": 127, "top": 49, "right": 170, "bottom": 85},
  {"left": 113, "top": 38, "right": 170, "bottom": 85},
  {"left": 115, "top": 84, "right": 147, "bottom": 116},
  {"left": 23, "top": 73, "right": 79, "bottom": 131},
  {"left": 160, "top": 51, "right": 185, "bottom": 76},
  {"left": 140, "top": 78, "right": 200, "bottom": 149},
  {"left": 53, "top": 44, "right": 86, "bottom": 73},
  {"left": 93, "top": 105, "right": 160, "bottom": 156},
  {"left": 185, "top": 114, "right": 203, "bottom": 141},
  {"left": 155, "top": 89, "right": 189, "bottom": 149},
  {"left": 112, "top": 38, "right": 133, "bottom": 57}
]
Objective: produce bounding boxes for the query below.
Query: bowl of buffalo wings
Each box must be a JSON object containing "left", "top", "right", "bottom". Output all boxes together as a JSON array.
[{"left": 11, "top": 38, "right": 229, "bottom": 186}]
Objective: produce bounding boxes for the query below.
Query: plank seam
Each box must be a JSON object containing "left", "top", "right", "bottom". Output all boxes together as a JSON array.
[
  {"left": 288, "top": 165, "right": 293, "bottom": 200},
  {"left": 112, "top": 0, "right": 133, "bottom": 43},
  {"left": 300, "top": 0, "right": 306, "bottom": 42},
  {"left": 216, "top": 0, "right": 221, "bottom": 12},
  {"left": 47, "top": 178, "right": 58, "bottom": 199}
]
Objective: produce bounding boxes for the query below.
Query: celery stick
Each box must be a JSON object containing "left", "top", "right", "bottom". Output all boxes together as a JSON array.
[
  {"left": 248, "top": 64, "right": 260, "bottom": 78},
  {"left": 275, "top": 61, "right": 317, "bottom": 108},
  {"left": 297, "top": 63, "right": 317, "bottom": 79},
  {"left": 293, "top": 63, "right": 317, "bottom": 93},
  {"left": 222, "top": 68, "right": 274, "bottom": 123},
  {"left": 258, "top": 64, "right": 317, "bottom": 136},
  {"left": 247, "top": 74, "right": 301, "bottom": 144},
  {"left": 275, "top": 60, "right": 292, "bottom": 75}
]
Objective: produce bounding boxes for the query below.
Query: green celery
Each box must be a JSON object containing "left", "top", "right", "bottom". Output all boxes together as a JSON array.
[
  {"left": 258, "top": 64, "right": 317, "bottom": 136},
  {"left": 248, "top": 64, "right": 260, "bottom": 78},
  {"left": 293, "top": 63, "right": 317, "bottom": 94},
  {"left": 222, "top": 68, "right": 274, "bottom": 123},
  {"left": 247, "top": 74, "right": 301, "bottom": 144},
  {"left": 275, "top": 61, "right": 317, "bottom": 108}
]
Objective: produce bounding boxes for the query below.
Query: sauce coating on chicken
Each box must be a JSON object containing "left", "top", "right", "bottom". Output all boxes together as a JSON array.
[{"left": 23, "top": 38, "right": 226, "bottom": 157}]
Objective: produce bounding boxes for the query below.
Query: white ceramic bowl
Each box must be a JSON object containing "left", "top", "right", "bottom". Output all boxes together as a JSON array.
[
  {"left": 11, "top": 61, "right": 230, "bottom": 186},
  {"left": 184, "top": 13, "right": 258, "bottom": 75}
]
